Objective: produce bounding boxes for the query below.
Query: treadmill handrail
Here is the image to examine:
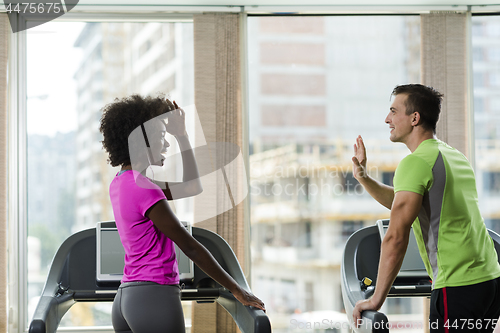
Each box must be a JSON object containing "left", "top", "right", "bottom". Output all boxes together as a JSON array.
[
  {"left": 40, "top": 228, "right": 94, "bottom": 298},
  {"left": 340, "top": 226, "right": 390, "bottom": 333}
]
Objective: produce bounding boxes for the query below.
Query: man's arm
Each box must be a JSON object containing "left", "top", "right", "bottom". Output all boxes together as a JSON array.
[
  {"left": 352, "top": 190, "right": 422, "bottom": 325},
  {"left": 352, "top": 135, "right": 394, "bottom": 209}
]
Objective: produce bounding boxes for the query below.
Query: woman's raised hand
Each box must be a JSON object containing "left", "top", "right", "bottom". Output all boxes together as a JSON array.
[{"left": 165, "top": 101, "right": 187, "bottom": 137}]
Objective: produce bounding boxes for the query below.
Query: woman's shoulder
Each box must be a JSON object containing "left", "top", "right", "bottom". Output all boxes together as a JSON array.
[
  {"left": 113, "top": 170, "right": 165, "bottom": 196},
  {"left": 110, "top": 170, "right": 166, "bottom": 213}
]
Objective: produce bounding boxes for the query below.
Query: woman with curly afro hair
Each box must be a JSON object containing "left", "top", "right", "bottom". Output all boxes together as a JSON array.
[{"left": 99, "top": 94, "right": 265, "bottom": 333}]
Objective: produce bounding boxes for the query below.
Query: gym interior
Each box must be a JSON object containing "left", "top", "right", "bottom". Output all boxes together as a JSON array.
[{"left": 1, "top": 0, "right": 500, "bottom": 332}]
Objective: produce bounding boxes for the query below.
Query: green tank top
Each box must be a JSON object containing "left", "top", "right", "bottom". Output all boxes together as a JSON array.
[{"left": 393, "top": 139, "right": 500, "bottom": 289}]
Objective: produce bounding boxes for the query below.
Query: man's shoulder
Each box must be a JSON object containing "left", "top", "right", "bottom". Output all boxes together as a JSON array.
[
  {"left": 408, "top": 139, "right": 443, "bottom": 168},
  {"left": 394, "top": 154, "right": 434, "bottom": 194},
  {"left": 396, "top": 154, "right": 432, "bottom": 175}
]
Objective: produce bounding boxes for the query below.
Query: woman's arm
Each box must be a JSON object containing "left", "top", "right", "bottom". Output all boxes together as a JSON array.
[
  {"left": 152, "top": 104, "right": 203, "bottom": 199},
  {"left": 151, "top": 132, "right": 203, "bottom": 200},
  {"left": 147, "top": 199, "right": 265, "bottom": 311},
  {"left": 167, "top": 133, "right": 203, "bottom": 199}
]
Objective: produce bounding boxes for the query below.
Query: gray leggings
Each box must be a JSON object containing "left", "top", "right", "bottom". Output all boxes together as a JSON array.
[{"left": 112, "top": 282, "right": 185, "bottom": 333}]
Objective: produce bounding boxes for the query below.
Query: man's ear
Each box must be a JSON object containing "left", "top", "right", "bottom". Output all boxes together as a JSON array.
[{"left": 411, "top": 112, "right": 421, "bottom": 126}]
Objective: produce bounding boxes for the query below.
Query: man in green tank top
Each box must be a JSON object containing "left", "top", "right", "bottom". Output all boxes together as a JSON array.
[{"left": 352, "top": 84, "right": 500, "bottom": 332}]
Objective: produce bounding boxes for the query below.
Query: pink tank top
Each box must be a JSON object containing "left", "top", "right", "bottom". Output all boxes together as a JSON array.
[{"left": 109, "top": 169, "right": 179, "bottom": 285}]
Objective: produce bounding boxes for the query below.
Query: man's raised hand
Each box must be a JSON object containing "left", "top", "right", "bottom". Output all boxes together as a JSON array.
[{"left": 352, "top": 135, "right": 367, "bottom": 180}]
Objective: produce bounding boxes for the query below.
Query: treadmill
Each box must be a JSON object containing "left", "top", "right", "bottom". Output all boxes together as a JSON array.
[
  {"left": 28, "top": 222, "right": 271, "bottom": 333},
  {"left": 341, "top": 219, "right": 500, "bottom": 333}
]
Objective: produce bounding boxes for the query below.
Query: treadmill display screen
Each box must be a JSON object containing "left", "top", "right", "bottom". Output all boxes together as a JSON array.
[
  {"left": 100, "top": 229, "right": 126, "bottom": 275},
  {"left": 377, "top": 219, "right": 428, "bottom": 277},
  {"left": 96, "top": 222, "right": 194, "bottom": 282}
]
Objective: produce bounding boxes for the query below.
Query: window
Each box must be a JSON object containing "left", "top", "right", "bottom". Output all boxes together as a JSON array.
[
  {"left": 25, "top": 20, "right": 194, "bottom": 329},
  {"left": 474, "top": 72, "right": 484, "bottom": 88},
  {"left": 342, "top": 172, "right": 361, "bottom": 194},
  {"left": 473, "top": 16, "right": 500, "bottom": 231},
  {"left": 382, "top": 171, "right": 395, "bottom": 187},
  {"left": 248, "top": 15, "right": 420, "bottom": 330},
  {"left": 483, "top": 172, "right": 500, "bottom": 195},
  {"left": 304, "top": 281, "right": 314, "bottom": 312},
  {"left": 475, "top": 97, "right": 485, "bottom": 114},
  {"left": 473, "top": 47, "right": 484, "bottom": 62},
  {"left": 489, "top": 73, "right": 500, "bottom": 87},
  {"left": 341, "top": 220, "right": 364, "bottom": 240}
]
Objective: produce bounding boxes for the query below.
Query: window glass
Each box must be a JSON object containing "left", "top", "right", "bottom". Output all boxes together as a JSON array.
[
  {"left": 248, "top": 15, "right": 422, "bottom": 331},
  {"left": 26, "top": 21, "right": 194, "bottom": 328},
  {"left": 472, "top": 16, "right": 500, "bottom": 235}
]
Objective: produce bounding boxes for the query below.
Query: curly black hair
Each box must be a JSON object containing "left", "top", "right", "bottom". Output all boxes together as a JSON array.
[{"left": 99, "top": 94, "right": 175, "bottom": 167}]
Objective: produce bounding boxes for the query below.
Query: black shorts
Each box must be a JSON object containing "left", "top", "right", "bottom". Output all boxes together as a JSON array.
[
  {"left": 429, "top": 277, "right": 500, "bottom": 333},
  {"left": 112, "top": 281, "right": 185, "bottom": 333}
]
